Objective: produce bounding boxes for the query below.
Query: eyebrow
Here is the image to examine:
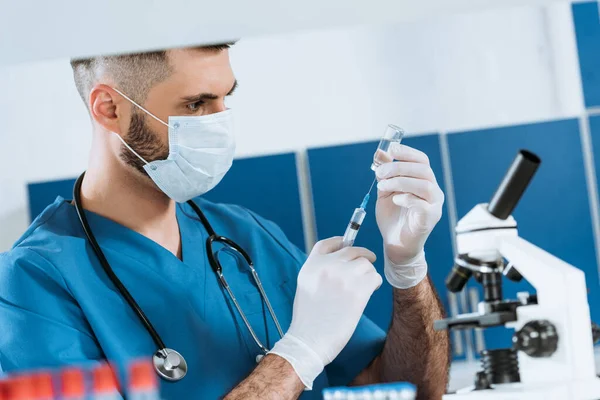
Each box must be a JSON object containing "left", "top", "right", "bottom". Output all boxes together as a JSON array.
[{"left": 181, "top": 80, "right": 238, "bottom": 102}]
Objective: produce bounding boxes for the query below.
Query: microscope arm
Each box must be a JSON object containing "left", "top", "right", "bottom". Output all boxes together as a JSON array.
[{"left": 498, "top": 235, "right": 597, "bottom": 383}]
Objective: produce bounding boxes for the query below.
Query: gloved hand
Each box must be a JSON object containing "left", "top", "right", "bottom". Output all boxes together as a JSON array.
[
  {"left": 375, "top": 143, "right": 444, "bottom": 289},
  {"left": 269, "top": 237, "right": 382, "bottom": 390}
]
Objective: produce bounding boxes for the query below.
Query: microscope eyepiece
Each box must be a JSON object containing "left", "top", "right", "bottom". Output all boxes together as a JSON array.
[{"left": 487, "top": 150, "right": 540, "bottom": 220}]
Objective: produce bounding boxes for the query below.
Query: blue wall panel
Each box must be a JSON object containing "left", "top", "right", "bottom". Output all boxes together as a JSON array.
[
  {"left": 27, "top": 153, "right": 305, "bottom": 251},
  {"left": 203, "top": 153, "right": 305, "bottom": 250},
  {"left": 573, "top": 2, "right": 600, "bottom": 107},
  {"left": 590, "top": 115, "right": 600, "bottom": 203},
  {"left": 28, "top": 178, "right": 75, "bottom": 222},
  {"left": 308, "top": 134, "right": 463, "bottom": 358},
  {"left": 448, "top": 119, "right": 600, "bottom": 350}
]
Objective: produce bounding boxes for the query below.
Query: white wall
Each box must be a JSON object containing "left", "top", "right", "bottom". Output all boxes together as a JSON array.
[
  {"left": 0, "top": 0, "right": 567, "bottom": 66},
  {"left": 0, "top": 2, "right": 583, "bottom": 251}
]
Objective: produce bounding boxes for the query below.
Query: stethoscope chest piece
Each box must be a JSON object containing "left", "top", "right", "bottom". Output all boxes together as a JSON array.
[{"left": 153, "top": 348, "right": 188, "bottom": 382}]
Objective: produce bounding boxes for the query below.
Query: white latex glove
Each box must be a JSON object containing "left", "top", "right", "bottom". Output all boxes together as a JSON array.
[
  {"left": 375, "top": 143, "right": 444, "bottom": 289},
  {"left": 269, "top": 237, "right": 382, "bottom": 390}
]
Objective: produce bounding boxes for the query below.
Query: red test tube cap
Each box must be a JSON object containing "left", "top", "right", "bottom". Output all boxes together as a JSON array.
[
  {"left": 0, "top": 380, "right": 6, "bottom": 400},
  {"left": 92, "top": 363, "right": 119, "bottom": 394},
  {"left": 60, "top": 368, "right": 85, "bottom": 398},
  {"left": 129, "top": 360, "right": 157, "bottom": 391},
  {"left": 6, "top": 375, "right": 35, "bottom": 400},
  {"left": 32, "top": 373, "right": 53, "bottom": 399}
]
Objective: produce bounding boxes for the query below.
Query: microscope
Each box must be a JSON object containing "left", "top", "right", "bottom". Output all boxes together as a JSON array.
[{"left": 435, "top": 150, "right": 600, "bottom": 399}]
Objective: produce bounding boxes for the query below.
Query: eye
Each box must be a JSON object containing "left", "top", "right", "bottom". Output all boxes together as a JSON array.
[{"left": 186, "top": 100, "right": 205, "bottom": 112}]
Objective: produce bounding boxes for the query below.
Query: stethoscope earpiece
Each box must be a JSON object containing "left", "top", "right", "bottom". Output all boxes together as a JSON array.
[{"left": 153, "top": 348, "right": 188, "bottom": 382}]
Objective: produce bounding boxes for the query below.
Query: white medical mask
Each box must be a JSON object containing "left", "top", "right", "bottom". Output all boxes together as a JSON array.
[{"left": 113, "top": 88, "right": 235, "bottom": 203}]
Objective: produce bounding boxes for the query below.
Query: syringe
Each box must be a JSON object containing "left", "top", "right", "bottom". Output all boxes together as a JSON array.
[{"left": 341, "top": 178, "right": 376, "bottom": 248}]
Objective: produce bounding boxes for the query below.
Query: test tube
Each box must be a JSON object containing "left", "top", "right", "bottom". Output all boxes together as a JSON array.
[
  {"left": 372, "top": 389, "right": 386, "bottom": 400},
  {"left": 6, "top": 375, "right": 35, "bottom": 400},
  {"left": 128, "top": 360, "right": 160, "bottom": 400},
  {"left": 32, "top": 372, "right": 54, "bottom": 400},
  {"left": 8, "top": 374, "right": 35, "bottom": 400},
  {"left": 60, "top": 368, "right": 86, "bottom": 400},
  {"left": 92, "top": 363, "right": 121, "bottom": 400},
  {"left": 371, "top": 124, "right": 405, "bottom": 171}
]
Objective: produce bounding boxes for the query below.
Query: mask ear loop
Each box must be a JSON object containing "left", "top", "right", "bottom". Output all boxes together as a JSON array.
[
  {"left": 112, "top": 87, "right": 171, "bottom": 129},
  {"left": 110, "top": 87, "right": 173, "bottom": 166},
  {"left": 113, "top": 133, "right": 150, "bottom": 166}
]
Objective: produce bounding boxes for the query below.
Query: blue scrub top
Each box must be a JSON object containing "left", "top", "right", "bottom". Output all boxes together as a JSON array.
[{"left": 0, "top": 196, "right": 385, "bottom": 398}]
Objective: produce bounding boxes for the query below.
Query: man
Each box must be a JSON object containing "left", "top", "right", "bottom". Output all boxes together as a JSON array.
[{"left": 0, "top": 43, "right": 449, "bottom": 399}]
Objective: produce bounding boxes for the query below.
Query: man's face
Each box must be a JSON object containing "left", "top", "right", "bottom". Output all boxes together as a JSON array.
[{"left": 119, "top": 48, "right": 237, "bottom": 174}]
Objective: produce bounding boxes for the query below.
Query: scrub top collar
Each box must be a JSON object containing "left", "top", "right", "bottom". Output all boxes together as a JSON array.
[{"left": 58, "top": 197, "right": 208, "bottom": 270}]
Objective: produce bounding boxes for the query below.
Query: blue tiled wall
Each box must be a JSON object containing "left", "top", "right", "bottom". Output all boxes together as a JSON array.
[
  {"left": 590, "top": 115, "right": 600, "bottom": 200},
  {"left": 448, "top": 119, "right": 600, "bottom": 350},
  {"left": 202, "top": 152, "right": 305, "bottom": 250},
  {"left": 574, "top": 1, "right": 600, "bottom": 107},
  {"left": 574, "top": 0, "right": 600, "bottom": 342},
  {"left": 28, "top": 177, "right": 75, "bottom": 221}
]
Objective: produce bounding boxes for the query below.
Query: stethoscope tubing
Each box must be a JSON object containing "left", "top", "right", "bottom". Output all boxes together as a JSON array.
[{"left": 73, "top": 172, "right": 167, "bottom": 351}]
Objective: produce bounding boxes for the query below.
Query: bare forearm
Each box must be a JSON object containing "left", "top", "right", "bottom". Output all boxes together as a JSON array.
[
  {"left": 381, "top": 276, "right": 450, "bottom": 399},
  {"left": 224, "top": 354, "right": 305, "bottom": 400},
  {"left": 351, "top": 277, "right": 450, "bottom": 397}
]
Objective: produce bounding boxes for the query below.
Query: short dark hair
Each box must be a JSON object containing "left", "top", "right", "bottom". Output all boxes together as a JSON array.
[{"left": 70, "top": 43, "right": 234, "bottom": 108}]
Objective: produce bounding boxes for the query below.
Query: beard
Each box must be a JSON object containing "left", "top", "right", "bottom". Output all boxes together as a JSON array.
[{"left": 119, "top": 109, "right": 170, "bottom": 176}]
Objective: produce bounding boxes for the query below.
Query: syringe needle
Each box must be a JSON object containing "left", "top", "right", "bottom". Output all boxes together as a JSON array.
[
  {"left": 359, "top": 178, "right": 377, "bottom": 209},
  {"left": 367, "top": 177, "right": 377, "bottom": 195}
]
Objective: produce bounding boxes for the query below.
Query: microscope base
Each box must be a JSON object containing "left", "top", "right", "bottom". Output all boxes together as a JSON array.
[{"left": 444, "top": 378, "right": 600, "bottom": 400}]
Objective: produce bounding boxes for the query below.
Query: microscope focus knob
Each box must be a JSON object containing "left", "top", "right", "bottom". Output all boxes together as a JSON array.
[{"left": 513, "top": 320, "right": 558, "bottom": 358}]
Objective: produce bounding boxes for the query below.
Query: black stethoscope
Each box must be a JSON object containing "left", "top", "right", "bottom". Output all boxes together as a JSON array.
[{"left": 73, "top": 172, "right": 284, "bottom": 382}]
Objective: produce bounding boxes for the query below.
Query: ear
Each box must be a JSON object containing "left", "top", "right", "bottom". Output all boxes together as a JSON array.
[{"left": 89, "top": 84, "right": 130, "bottom": 136}]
